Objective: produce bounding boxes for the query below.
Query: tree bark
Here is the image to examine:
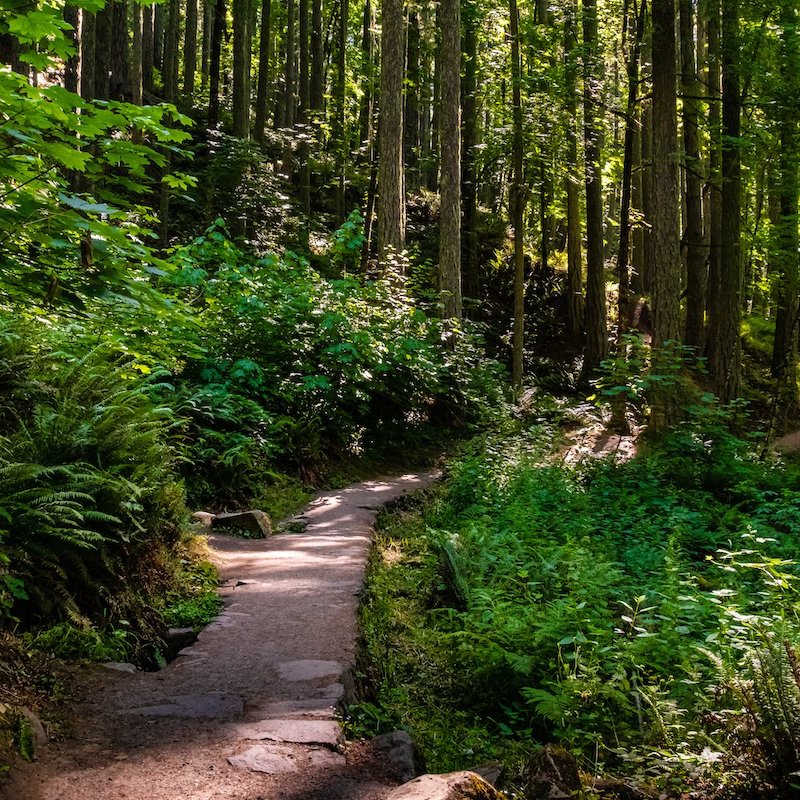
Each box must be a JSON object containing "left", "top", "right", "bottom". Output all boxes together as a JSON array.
[
  {"left": 298, "top": 0, "right": 311, "bottom": 216},
  {"left": 427, "top": 2, "right": 441, "bottom": 191},
  {"left": 405, "top": 11, "right": 420, "bottom": 189},
  {"left": 94, "top": 3, "right": 111, "bottom": 99},
  {"left": 377, "top": 0, "right": 406, "bottom": 263},
  {"left": 510, "top": 0, "right": 525, "bottom": 388},
  {"left": 185, "top": 0, "right": 199, "bottom": 96},
  {"left": 201, "top": 0, "right": 214, "bottom": 89},
  {"left": 650, "top": 0, "right": 681, "bottom": 350},
  {"left": 334, "top": 0, "right": 348, "bottom": 219},
  {"left": 310, "top": 0, "right": 324, "bottom": 111},
  {"left": 64, "top": 5, "right": 79, "bottom": 94},
  {"left": 705, "top": 0, "right": 722, "bottom": 356},
  {"left": 233, "top": 0, "right": 253, "bottom": 136},
  {"left": 616, "top": 0, "right": 646, "bottom": 341},
  {"left": 80, "top": 10, "right": 95, "bottom": 99},
  {"left": 770, "top": 0, "right": 799, "bottom": 412},
  {"left": 255, "top": 0, "right": 273, "bottom": 140},
  {"left": 284, "top": 0, "right": 296, "bottom": 128},
  {"left": 581, "top": 0, "right": 608, "bottom": 382},
  {"left": 461, "top": 0, "right": 479, "bottom": 317},
  {"left": 131, "top": 2, "right": 143, "bottom": 103},
  {"left": 357, "top": 0, "right": 375, "bottom": 156},
  {"left": 564, "top": 0, "right": 583, "bottom": 341},
  {"left": 209, "top": 0, "right": 226, "bottom": 125},
  {"left": 707, "top": 0, "right": 741, "bottom": 402},
  {"left": 143, "top": 4, "right": 154, "bottom": 93},
  {"left": 163, "top": 0, "right": 180, "bottom": 102},
  {"left": 439, "top": 0, "right": 461, "bottom": 320},
  {"left": 681, "top": 0, "right": 706, "bottom": 349}
]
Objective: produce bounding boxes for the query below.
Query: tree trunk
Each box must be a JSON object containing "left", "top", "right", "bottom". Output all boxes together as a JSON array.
[
  {"left": 616, "top": 0, "right": 646, "bottom": 342},
  {"left": 377, "top": 0, "right": 406, "bottom": 263},
  {"left": 334, "top": 0, "right": 348, "bottom": 219},
  {"left": 770, "top": 0, "right": 799, "bottom": 413},
  {"left": 405, "top": 11, "right": 420, "bottom": 189},
  {"left": 163, "top": 0, "right": 180, "bottom": 102},
  {"left": 298, "top": 0, "right": 311, "bottom": 216},
  {"left": 185, "top": 0, "right": 199, "bottom": 96},
  {"left": 564, "top": 0, "right": 583, "bottom": 341},
  {"left": 201, "top": 0, "right": 213, "bottom": 89},
  {"left": 94, "top": 3, "right": 111, "bottom": 99},
  {"left": 310, "top": 0, "right": 324, "bottom": 111},
  {"left": 209, "top": 0, "right": 226, "bottom": 125},
  {"left": 650, "top": 0, "right": 681, "bottom": 350},
  {"left": 254, "top": 0, "right": 273, "bottom": 140},
  {"left": 284, "top": 0, "right": 296, "bottom": 128},
  {"left": 131, "top": 2, "right": 143, "bottom": 103},
  {"left": 64, "top": 5, "right": 79, "bottom": 94},
  {"left": 461, "top": 0, "right": 479, "bottom": 317},
  {"left": 708, "top": 0, "right": 741, "bottom": 402},
  {"left": 80, "top": 11, "right": 95, "bottom": 99},
  {"left": 439, "top": 0, "right": 461, "bottom": 321},
  {"left": 143, "top": 4, "right": 154, "bottom": 93},
  {"left": 357, "top": 0, "right": 375, "bottom": 156},
  {"left": 154, "top": 2, "right": 164, "bottom": 73},
  {"left": 705, "top": 0, "right": 722, "bottom": 356},
  {"left": 681, "top": 0, "right": 706, "bottom": 349},
  {"left": 233, "top": 0, "right": 252, "bottom": 136},
  {"left": 581, "top": 0, "right": 608, "bottom": 382},
  {"left": 110, "top": 0, "right": 129, "bottom": 100},
  {"left": 510, "top": 0, "right": 525, "bottom": 388},
  {"left": 427, "top": 2, "right": 441, "bottom": 191}
]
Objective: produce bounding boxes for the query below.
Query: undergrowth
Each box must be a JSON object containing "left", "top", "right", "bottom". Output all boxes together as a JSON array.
[{"left": 358, "top": 408, "right": 800, "bottom": 797}]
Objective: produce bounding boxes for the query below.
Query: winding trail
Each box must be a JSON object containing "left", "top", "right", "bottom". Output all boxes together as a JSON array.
[{"left": 4, "top": 472, "right": 437, "bottom": 800}]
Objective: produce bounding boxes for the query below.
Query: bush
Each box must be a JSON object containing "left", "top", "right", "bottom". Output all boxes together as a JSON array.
[{"left": 360, "top": 417, "right": 800, "bottom": 793}]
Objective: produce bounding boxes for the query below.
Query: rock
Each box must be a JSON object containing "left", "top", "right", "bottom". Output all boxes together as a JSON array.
[
  {"left": 524, "top": 744, "right": 581, "bottom": 800},
  {"left": 191, "top": 511, "right": 216, "bottom": 526},
  {"left": 384, "top": 771, "right": 502, "bottom": 800},
  {"left": 472, "top": 763, "right": 503, "bottom": 788},
  {"left": 102, "top": 662, "right": 137, "bottom": 673},
  {"left": 212, "top": 510, "right": 272, "bottom": 538},
  {"left": 226, "top": 718, "right": 344, "bottom": 750},
  {"left": 373, "top": 730, "right": 426, "bottom": 783},
  {"left": 20, "top": 707, "right": 48, "bottom": 750}
]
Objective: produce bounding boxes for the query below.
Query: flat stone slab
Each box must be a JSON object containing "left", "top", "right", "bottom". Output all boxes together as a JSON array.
[
  {"left": 227, "top": 719, "right": 343, "bottom": 748},
  {"left": 127, "top": 693, "right": 244, "bottom": 718},
  {"left": 228, "top": 745, "right": 298, "bottom": 774},
  {"left": 227, "top": 744, "right": 346, "bottom": 775},
  {"left": 277, "top": 659, "right": 343, "bottom": 682}
]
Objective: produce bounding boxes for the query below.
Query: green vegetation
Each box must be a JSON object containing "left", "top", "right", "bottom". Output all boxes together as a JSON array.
[{"left": 360, "top": 411, "right": 800, "bottom": 796}]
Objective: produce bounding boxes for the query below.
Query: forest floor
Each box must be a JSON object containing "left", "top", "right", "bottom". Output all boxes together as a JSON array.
[{"left": 1, "top": 472, "right": 438, "bottom": 800}]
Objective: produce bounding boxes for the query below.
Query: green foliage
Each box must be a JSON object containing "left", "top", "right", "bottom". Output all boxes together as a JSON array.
[
  {"left": 0, "top": 316, "right": 187, "bottom": 633},
  {"left": 164, "top": 222, "right": 504, "bottom": 498},
  {"left": 26, "top": 622, "right": 132, "bottom": 663},
  {"left": 0, "top": 61, "right": 192, "bottom": 307},
  {"left": 360, "top": 417, "right": 800, "bottom": 793}
]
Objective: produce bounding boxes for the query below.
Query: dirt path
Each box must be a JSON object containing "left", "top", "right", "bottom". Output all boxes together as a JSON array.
[{"left": 3, "top": 472, "right": 438, "bottom": 800}]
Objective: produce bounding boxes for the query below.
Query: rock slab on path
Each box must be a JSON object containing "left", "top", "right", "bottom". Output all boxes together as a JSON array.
[{"left": 3, "top": 472, "right": 437, "bottom": 800}]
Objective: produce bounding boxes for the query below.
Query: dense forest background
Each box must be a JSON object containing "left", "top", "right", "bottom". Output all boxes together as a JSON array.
[{"left": 3, "top": 0, "right": 800, "bottom": 795}]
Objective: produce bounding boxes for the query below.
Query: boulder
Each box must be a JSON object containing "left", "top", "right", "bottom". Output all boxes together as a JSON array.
[
  {"left": 373, "top": 730, "right": 426, "bottom": 782},
  {"left": 524, "top": 744, "right": 581, "bottom": 800},
  {"left": 472, "top": 763, "right": 503, "bottom": 788},
  {"left": 384, "top": 770, "right": 503, "bottom": 800},
  {"left": 212, "top": 510, "right": 272, "bottom": 538},
  {"left": 191, "top": 511, "right": 216, "bottom": 526}
]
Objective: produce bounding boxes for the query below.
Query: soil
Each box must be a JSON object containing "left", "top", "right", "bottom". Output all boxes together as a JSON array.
[{"left": 1, "top": 472, "right": 438, "bottom": 800}]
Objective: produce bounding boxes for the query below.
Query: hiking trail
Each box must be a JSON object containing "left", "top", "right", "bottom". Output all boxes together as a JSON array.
[{"left": 3, "top": 472, "right": 438, "bottom": 800}]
